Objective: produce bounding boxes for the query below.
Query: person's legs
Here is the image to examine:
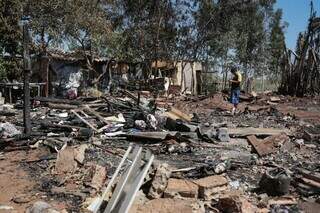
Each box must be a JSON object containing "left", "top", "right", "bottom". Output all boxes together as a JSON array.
[{"left": 231, "top": 89, "right": 240, "bottom": 115}]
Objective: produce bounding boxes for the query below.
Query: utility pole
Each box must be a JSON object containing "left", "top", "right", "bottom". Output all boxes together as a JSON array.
[{"left": 22, "top": 17, "right": 31, "bottom": 135}]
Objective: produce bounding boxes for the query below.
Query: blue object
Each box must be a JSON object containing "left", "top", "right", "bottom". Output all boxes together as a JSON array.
[{"left": 230, "top": 89, "right": 240, "bottom": 105}]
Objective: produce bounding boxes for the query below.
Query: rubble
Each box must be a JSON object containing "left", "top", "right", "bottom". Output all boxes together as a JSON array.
[
  {"left": 148, "top": 163, "right": 172, "bottom": 199},
  {"left": 0, "top": 90, "right": 319, "bottom": 212},
  {"left": 259, "top": 168, "right": 291, "bottom": 196}
]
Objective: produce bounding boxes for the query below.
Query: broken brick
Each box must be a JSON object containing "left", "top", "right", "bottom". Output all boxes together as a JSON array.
[
  {"left": 164, "top": 178, "right": 198, "bottom": 199},
  {"left": 193, "top": 175, "right": 228, "bottom": 200}
]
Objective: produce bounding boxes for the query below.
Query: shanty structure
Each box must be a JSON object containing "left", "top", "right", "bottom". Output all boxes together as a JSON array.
[
  {"left": 152, "top": 60, "right": 204, "bottom": 95},
  {"left": 32, "top": 51, "right": 125, "bottom": 97},
  {"left": 280, "top": 4, "right": 320, "bottom": 96}
]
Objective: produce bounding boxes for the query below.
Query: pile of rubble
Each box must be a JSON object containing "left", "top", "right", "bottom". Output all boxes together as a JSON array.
[{"left": 0, "top": 90, "right": 319, "bottom": 212}]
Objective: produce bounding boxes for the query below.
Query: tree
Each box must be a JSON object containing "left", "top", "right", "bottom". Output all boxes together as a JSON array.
[
  {"left": 0, "top": 0, "right": 22, "bottom": 80},
  {"left": 268, "top": 9, "right": 286, "bottom": 83}
]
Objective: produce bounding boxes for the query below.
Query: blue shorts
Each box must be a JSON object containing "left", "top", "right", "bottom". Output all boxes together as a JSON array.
[{"left": 230, "top": 89, "right": 240, "bottom": 105}]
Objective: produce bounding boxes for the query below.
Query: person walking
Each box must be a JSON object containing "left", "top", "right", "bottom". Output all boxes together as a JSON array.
[{"left": 229, "top": 67, "right": 242, "bottom": 115}]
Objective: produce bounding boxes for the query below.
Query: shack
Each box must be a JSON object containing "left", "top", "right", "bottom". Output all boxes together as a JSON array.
[{"left": 152, "top": 60, "right": 205, "bottom": 95}]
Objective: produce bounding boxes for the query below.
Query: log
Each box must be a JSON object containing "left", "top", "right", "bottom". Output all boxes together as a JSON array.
[
  {"left": 47, "top": 103, "right": 79, "bottom": 110},
  {"left": 34, "top": 97, "right": 82, "bottom": 105}
]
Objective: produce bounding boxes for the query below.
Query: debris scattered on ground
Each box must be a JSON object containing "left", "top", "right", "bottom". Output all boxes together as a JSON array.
[{"left": 0, "top": 91, "right": 319, "bottom": 212}]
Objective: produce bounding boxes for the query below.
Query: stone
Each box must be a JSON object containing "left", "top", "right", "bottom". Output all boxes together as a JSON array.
[
  {"left": 194, "top": 175, "right": 228, "bottom": 200},
  {"left": 148, "top": 163, "right": 171, "bottom": 199},
  {"left": 217, "top": 128, "right": 230, "bottom": 142},
  {"left": 164, "top": 179, "right": 198, "bottom": 199},
  {"left": 12, "top": 193, "right": 32, "bottom": 204},
  {"left": 26, "top": 201, "right": 60, "bottom": 213}
]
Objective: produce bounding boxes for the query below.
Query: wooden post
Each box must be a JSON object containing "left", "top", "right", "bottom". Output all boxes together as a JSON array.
[
  {"left": 22, "top": 19, "right": 31, "bottom": 135},
  {"left": 40, "top": 55, "right": 49, "bottom": 97}
]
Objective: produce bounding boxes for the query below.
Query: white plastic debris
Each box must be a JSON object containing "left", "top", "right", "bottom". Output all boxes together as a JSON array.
[
  {"left": 105, "top": 113, "right": 126, "bottom": 123},
  {"left": 0, "top": 122, "right": 21, "bottom": 137},
  {"left": 135, "top": 120, "right": 147, "bottom": 130},
  {"left": 147, "top": 114, "right": 158, "bottom": 130},
  {"left": 58, "top": 112, "right": 69, "bottom": 118}
]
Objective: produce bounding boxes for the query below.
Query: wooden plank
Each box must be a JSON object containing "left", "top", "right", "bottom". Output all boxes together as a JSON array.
[
  {"left": 301, "top": 178, "right": 320, "bottom": 189},
  {"left": 71, "top": 110, "right": 98, "bottom": 132},
  {"left": 247, "top": 133, "right": 290, "bottom": 157},
  {"left": 247, "top": 135, "right": 272, "bottom": 157},
  {"left": 34, "top": 97, "right": 82, "bottom": 105},
  {"left": 230, "top": 128, "right": 291, "bottom": 137},
  {"left": 84, "top": 105, "right": 110, "bottom": 125},
  {"left": 47, "top": 103, "right": 78, "bottom": 110},
  {"left": 165, "top": 107, "right": 192, "bottom": 122},
  {"left": 297, "top": 168, "right": 320, "bottom": 183}
]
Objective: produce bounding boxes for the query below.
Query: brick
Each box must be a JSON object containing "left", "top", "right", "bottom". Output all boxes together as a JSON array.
[
  {"left": 164, "top": 178, "right": 198, "bottom": 199},
  {"left": 193, "top": 175, "right": 228, "bottom": 200},
  {"left": 130, "top": 198, "right": 202, "bottom": 213}
]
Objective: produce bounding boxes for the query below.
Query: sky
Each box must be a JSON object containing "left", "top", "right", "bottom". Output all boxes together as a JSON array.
[{"left": 275, "top": 0, "right": 320, "bottom": 50}]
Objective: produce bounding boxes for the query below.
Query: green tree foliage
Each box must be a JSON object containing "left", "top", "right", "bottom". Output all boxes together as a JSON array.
[
  {"left": 0, "top": 0, "right": 287, "bottom": 83},
  {"left": 268, "top": 9, "right": 286, "bottom": 82},
  {"left": 0, "top": 0, "right": 22, "bottom": 80}
]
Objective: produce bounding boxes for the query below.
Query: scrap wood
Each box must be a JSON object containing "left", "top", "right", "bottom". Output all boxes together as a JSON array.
[
  {"left": 300, "top": 177, "right": 320, "bottom": 189},
  {"left": 296, "top": 168, "right": 320, "bottom": 183},
  {"left": 93, "top": 143, "right": 125, "bottom": 159},
  {"left": 247, "top": 133, "right": 289, "bottom": 156},
  {"left": 34, "top": 97, "right": 82, "bottom": 105},
  {"left": 230, "top": 127, "right": 291, "bottom": 137},
  {"left": 47, "top": 103, "right": 78, "bottom": 110},
  {"left": 122, "top": 89, "right": 151, "bottom": 112},
  {"left": 165, "top": 107, "right": 192, "bottom": 122},
  {"left": 71, "top": 110, "right": 99, "bottom": 132},
  {"left": 125, "top": 131, "right": 179, "bottom": 141},
  {"left": 247, "top": 134, "right": 285, "bottom": 157},
  {"left": 268, "top": 196, "right": 297, "bottom": 206},
  {"left": 84, "top": 105, "right": 110, "bottom": 125}
]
